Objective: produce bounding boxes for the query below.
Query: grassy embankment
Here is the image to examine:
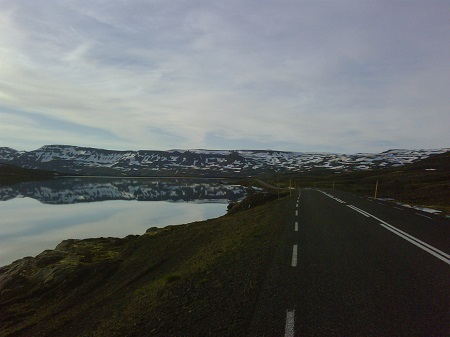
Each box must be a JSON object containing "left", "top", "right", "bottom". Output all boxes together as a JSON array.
[{"left": 0, "top": 191, "right": 290, "bottom": 336}]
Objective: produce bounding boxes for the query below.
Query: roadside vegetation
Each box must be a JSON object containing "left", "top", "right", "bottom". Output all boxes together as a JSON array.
[
  {"left": 0, "top": 192, "right": 290, "bottom": 336},
  {"left": 265, "top": 151, "right": 450, "bottom": 215}
]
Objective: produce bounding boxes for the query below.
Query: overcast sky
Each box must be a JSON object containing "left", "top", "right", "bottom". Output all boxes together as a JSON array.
[{"left": 0, "top": 0, "right": 448, "bottom": 153}]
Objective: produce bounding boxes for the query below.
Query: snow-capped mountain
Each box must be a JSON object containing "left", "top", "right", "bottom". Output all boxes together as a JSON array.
[
  {"left": 0, "top": 178, "right": 247, "bottom": 204},
  {"left": 0, "top": 145, "right": 447, "bottom": 177}
]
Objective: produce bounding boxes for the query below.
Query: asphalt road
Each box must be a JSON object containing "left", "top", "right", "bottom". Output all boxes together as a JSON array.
[{"left": 247, "top": 188, "right": 450, "bottom": 336}]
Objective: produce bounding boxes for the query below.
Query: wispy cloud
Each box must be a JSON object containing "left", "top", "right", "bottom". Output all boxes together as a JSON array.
[{"left": 0, "top": 0, "right": 448, "bottom": 152}]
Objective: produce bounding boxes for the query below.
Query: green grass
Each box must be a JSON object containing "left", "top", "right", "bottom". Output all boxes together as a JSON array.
[{"left": 163, "top": 273, "right": 182, "bottom": 284}]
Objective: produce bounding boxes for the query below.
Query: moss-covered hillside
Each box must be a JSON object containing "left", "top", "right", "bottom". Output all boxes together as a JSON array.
[{"left": 0, "top": 193, "right": 289, "bottom": 336}]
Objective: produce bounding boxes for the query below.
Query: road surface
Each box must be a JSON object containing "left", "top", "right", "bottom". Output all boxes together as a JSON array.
[{"left": 247, "top": 188, "right": 450, "bottom": 336}]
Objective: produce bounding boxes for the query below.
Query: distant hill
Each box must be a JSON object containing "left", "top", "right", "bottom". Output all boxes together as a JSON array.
[
  {"left": 289, "top": 151, "right": 450, "bottom": 213},
  {"left": 0, "top": 145, "right": 447, "bottom": 177},
  {"left": 0, "top": 162, "right": 58, "bottom": 184}
]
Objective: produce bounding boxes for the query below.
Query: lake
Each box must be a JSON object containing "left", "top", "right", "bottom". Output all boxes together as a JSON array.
[{"left": 0, "top": 177, "right": 247, "bottom": 267}]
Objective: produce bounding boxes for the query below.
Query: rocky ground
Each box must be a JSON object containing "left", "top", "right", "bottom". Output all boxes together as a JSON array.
[{"left": 0, "top": 192, "right": 289, "bottom": 336}]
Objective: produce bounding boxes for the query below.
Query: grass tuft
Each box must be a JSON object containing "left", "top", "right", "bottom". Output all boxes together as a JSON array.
[{"left": 164, "top": 273, "right": 182, "bottom": 284}]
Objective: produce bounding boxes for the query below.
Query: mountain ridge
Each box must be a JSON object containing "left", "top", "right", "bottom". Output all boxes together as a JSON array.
[{"left": 0, "top": 145, "right": 448, "bottom": 177}]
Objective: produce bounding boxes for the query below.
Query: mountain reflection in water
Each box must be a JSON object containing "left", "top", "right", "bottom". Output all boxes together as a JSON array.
[
  {"left": 0, "top": 178, "right": 248, "bottom": 266},
  {"left": 0, "top": 177, "right": 247, "bottom": 204}
]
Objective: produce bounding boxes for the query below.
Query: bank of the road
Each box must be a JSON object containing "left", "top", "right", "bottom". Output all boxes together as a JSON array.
[
  {"left": 1, "top": 188, "right": 449, "bottom": 336},
  {"left": 0, "top": 190, "right": 289, "bottom": 336}
]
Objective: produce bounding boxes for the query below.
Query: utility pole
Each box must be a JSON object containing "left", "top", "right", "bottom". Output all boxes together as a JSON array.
[{"left": 374, "top": 179, "right": 379, "bottom": 199}]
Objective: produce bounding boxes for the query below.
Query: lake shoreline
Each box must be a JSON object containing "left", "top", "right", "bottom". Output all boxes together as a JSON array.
[
  {"left": 0, "top": 178, "right": 250, "bottom": 266},
  {"left": 0, "top": 191, "right": 288, "bottom": 336}
]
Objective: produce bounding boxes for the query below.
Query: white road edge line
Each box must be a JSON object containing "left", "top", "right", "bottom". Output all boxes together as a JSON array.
[
  {"left": 381, "top": 222, "right": 450, "bottom": 260},
  {"left": 379, "top": 223, "right": 450, "bottom": 265},
  {"left": 348, "top": 205, "right": 450, "bottom": 265},
  {"left": 349, "top": 205, "right": 372, "bottom": 217},
  {"left": 318, "top": 190, "right": 346, "bottom": 204},
  {"left": 295, "top": 222, "right": 298, "bottom": 232},
  {"left": 285, "top": 309, "right": 295, "bottom": 337},
  {"left": 347, "top": 205, "right": 370, "bottom": 217},
  {"left": 346, "top": 203, "right": 450, "bottom": 264},
  {"left": 363, "top": 212, "right": 450, "bottom": 261},
  {"left": 291, "top": 245, "right": 298, "bottom": 267},
  {"left": 318, "top": 190, "right": 450, "bottom": 264},
  {"left": 416, "top": 213, "right": 432, "bottom": 220}
]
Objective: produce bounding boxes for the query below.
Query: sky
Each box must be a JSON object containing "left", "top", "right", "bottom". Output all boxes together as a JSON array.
[{"left": 0, "top": 0, "right": 449, "bottom": 154}]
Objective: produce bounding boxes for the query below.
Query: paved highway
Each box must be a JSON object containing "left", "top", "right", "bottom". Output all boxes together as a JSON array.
[{"left": 248, "top": 189, "right": 449, "bottom": 336}]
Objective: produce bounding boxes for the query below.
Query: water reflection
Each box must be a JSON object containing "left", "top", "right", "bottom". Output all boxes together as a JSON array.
[
  {"left": 0, "top": 178, "right": 247, "bottom": 266},
  {"left": 0, "top": 177, "right": 247, "bottom": 204}
]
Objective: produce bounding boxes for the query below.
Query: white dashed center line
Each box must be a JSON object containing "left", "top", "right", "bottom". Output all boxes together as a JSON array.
[
  {"left": 284, "top": 310, "right": 295, "bottom": 337},
  {"left": 291, "top": 245, "right": 298, "bottom": 267}
]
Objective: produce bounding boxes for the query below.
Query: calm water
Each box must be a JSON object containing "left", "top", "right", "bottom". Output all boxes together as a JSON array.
[{"left": 0, "top": 178, "right": 247, "bottom": 266}]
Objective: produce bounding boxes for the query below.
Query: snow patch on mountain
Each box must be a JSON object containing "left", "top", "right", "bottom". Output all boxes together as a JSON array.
[{"left": 0, "top": 145, "right": 447, "bottom": 177}]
